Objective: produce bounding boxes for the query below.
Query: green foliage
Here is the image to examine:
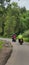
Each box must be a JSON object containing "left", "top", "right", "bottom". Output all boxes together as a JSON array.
[
  {"left": 6, "top": 0, "right": 10, "bottom": 2},
  {"left": 23, "top": 38, "right": 29, "bottom": 42},
  {"left": 0, "top": 0, "right": 10, "bottom": 4},
  {"left": 23, "top": 30, "right": 29, "bottom": 38},
  {"left": 23, "top": 30, "right": 29, "bottom": 42},
  {"left": 0, "top": 41, "right": 4, "bottom": 49},
  {"left": 0, "top": 1, "right": 29, "bottom": 41},
  {"left": 20, "top": 7, "right": 26, "bottom": 13}
]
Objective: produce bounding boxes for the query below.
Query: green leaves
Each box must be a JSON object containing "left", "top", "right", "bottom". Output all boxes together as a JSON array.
[
  {"left": 0, "top": 2, "right": 29, "bottom": 37},
  {"left": 6, "top": 0, "right": 10, "bottom": 2}
]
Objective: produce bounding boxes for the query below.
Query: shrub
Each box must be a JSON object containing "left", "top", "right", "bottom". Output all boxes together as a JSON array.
[
  {"left": 0, "top": 41, "right": 4, "bottom": 49},
  {"left": 23, "top": 30, "right": 29, "bottom": 38}
]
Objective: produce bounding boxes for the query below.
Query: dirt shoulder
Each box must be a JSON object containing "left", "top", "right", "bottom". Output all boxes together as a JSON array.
[{"left": 0, "top": 41, "right": 13, "bottom": 65}]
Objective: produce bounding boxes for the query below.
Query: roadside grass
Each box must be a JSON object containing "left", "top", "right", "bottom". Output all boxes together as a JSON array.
[
  {"left": 0, "top": 41, "right": 4, "bottom": 49},
  {"left": 23, "top": 38, "right": 29, "bottom": 42}
]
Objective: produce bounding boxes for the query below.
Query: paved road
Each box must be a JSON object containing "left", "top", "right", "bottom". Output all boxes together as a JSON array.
[
  {"left": 0, "top": 38, "right": 29, "bottom": 65},
  {"left": 5, "top": 39, "right": 29, "bottom": 65}
]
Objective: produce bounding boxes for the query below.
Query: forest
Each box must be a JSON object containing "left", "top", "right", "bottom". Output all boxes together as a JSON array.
[{"left": 0, "top": 0, "right": 29, "bottom": 41}]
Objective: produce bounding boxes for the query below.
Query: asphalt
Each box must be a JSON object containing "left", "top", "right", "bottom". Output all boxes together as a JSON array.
[
  {"left": 5, "top": 39, "right": 29, "bottom": 65},
  {"left": 0, "top": 38, "right": 29, "bottom": 65}
]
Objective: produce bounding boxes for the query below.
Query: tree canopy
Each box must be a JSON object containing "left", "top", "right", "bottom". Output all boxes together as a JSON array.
[{"left": 0, "top": 1, "right": 29, "bottom": 37}]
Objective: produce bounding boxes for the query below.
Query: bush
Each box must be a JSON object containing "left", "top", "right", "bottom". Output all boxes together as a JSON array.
[
  {"left": 23, "top": 30, "right": 29, "bottom": 38},
  {"left": 0, "top": 41, "right": 4, "bottom": 49},
  {"left": 23, "top": 38, "right": 29, "bottom": 42},
  {"left": 22, "top": 30, "right": 29, "bottom": 42}
]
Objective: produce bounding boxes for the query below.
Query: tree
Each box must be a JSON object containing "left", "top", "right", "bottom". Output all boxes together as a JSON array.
[
  {"left": 0, "top": 0, "right": 10, "bottom": 4},
  {"left": 0, "top": 1, "right": 29, "bottom": 37},
  {"left": 0, "top": 6, "right": 6, "bottom": 35},
  {"left": 21, "top": 7, "right": 26, "bottom": 14},
  {"left": 0, "top": 0, "right": 11, "bottom": 8},
  {"left": 0, "top": 0, "right": 11, "bottom": 36}
]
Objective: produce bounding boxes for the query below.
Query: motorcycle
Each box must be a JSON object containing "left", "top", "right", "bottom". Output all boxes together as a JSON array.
[
  {"left": 12, "top": 34, "right": 16, "bottom": 42},
  {"left": 18, "top": 39, "right": 23, "bottom": 45},
  {"left": 12, "top": 38, "right": 16, "bottom": 42}
]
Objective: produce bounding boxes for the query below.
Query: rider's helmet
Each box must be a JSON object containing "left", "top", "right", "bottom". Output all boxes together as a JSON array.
[{"left": 12, "top": 33, "right": 16, "bottom": 38}]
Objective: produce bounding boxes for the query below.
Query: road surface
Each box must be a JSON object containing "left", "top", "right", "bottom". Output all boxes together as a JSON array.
[
  {"left": 5, "top": 39, "right": 29, "bottom": 65},
  {"left": 0, "top": 38, "right": 29, "bottom": 65}
]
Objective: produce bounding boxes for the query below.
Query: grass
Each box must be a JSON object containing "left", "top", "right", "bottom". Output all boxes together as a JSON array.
[
  {"left": 23, "top": 38, "right": 29, "bottom": 42},
  {"left": 0, "top": 41, "right": 4, "bottom": 49}
]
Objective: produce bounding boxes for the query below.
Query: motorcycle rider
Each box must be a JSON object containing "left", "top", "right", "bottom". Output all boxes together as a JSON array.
[
  {"left": 12, "top": 33, "right": 16, "bottom": 42},
  {"left": 17, "top": 34, "right": 23, "bottom": 44}
]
